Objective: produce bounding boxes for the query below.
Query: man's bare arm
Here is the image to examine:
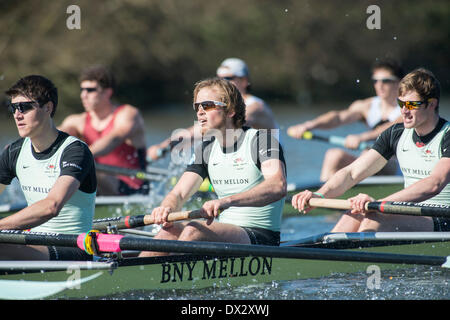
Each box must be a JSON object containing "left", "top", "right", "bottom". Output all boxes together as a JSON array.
[
  {"left": 0, "top": 176, "right": 80, "bottom": 230},
  {"left": 89, "top": 106, "right": 142, "bottom": 157},
  {"left": 287, "top": 99, "right": 368, "bottom": 138},
  {"left": 58, "top": 114, "right": 84, "bottom": 138},
  {"left": 318, "top": 149, "right": 388, "bottom": 198},
  {"left": 381, "top": 157, "right": 450, "bottom": 202}
]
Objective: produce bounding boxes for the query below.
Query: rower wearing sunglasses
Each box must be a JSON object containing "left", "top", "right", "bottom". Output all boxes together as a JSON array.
[
  {"left": 140, "top": 78, "right": 287, "bottom": 256},
  {"left": 287, "top": 58, "right": 404, "bottom": 182},
  {"left": 146, "top": 58, "right": 280, "bottom": 161},
  {"left": 292, "top": 68, "right": 450, "bottom": 233},
  {"left": 59, "top": 65, "right": 148, "bottom": 196},
  {"left": 0, "top": 75, "right": 96, "bottom": 260}
]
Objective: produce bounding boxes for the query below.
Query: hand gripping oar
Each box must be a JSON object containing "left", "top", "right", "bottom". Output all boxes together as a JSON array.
[
  {"left": 308, "top": 198, "right": 450, "bottom": 218},
  {"left": 92, "top": 209, "right": 204, "bottom": 232},
  {"left": 0, "top": 230, "right": 448, "bottom": 268},
  {"left": 300, "top": 131, "right": 371, "bottom": 151},
  {"left": 147, "top": 139, "right": 184, "bottom": 163},
  {"left": 95, "top": 163, "right": 170, "bottom": 181}
]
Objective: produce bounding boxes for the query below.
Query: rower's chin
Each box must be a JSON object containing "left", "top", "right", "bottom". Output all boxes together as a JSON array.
[
  {"left": 17, "top": 127, "right": 29, "bottom": 138},
  {"left": 402, "top": 115, "right": 414, "bottom": 128},
  {"left": 200, "top": 126, "right": 210, "bottom": 136}
]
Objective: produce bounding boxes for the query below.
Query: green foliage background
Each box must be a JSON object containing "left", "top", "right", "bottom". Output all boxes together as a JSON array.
[{"left": 0, "top": 0, "right": 448, "bottom": 118}]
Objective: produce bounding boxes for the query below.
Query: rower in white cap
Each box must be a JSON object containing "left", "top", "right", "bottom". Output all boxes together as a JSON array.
[{"left": 216, "top": 58, "right": 279, "bottom": 131}]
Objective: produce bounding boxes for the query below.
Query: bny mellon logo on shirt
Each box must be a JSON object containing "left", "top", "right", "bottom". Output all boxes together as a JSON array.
[
  {"left": 232, "top": 157, "right": 247, "bottom": 170},
  {"left": 211, "top": 178, "right": 250, "bottom": 185}
]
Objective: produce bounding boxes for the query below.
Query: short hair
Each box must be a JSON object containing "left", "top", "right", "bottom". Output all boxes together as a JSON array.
[
  {"left": 5, "top": 75, "right": 58, "bottom": 117},
  {"left": 372, "top": 58, "right": 405, "bottom": 80},
  {"left": 399, "top": 68, "right": 441, "bottom": 111},
  {"left": 193, "top": 77, "right": 246, "bottom": 128},
  {"left": 79, "top": 65, "right": 116, "bottom": 91}
]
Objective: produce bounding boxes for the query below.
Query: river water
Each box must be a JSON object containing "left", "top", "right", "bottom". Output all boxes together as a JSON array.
[{"left": 0, "top": 101, "right": 449, "bottom": 301}]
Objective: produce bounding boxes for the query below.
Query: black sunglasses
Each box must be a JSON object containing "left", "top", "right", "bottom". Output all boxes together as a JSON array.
[
  {"left": 80, "top": 87, "right": 98, "bottom": 93},
  {"left": 372, "top": 78, "right": 397, "bottom": 84},
  {"left": 8, "top": 101, "right": 38, "bottom": 114}
]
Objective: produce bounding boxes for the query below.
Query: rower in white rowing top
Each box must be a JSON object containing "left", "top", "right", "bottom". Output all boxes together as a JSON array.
[
  {"left": 140, "top": 77, "right": 287, "bottom": 257},
  {"left": 288, "top": 58, "right": 404, "bottom": 181},
  {"left": 0, "top": 75, "right": 97, "bottom": 261},
  {"left": 292, "top": 68, "right": 450, "bottom": 232}
]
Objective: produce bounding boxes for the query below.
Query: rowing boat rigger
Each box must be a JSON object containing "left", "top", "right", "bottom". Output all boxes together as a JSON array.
[{"left": 0, "top": 227, "right": 449, "bottom": 300}]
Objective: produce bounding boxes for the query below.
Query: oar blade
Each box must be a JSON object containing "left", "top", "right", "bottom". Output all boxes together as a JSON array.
[{"left": 0, "top": 272, "right": 102, "bottom": 300}]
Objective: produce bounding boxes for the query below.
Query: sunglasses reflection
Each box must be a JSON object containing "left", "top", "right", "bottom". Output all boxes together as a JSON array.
[{"left": 397, "top": 98, "right": 429, "bottom": 110}]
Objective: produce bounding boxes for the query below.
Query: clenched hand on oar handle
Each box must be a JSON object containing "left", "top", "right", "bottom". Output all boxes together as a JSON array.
[{"left": 92, "top": 209, "right": 205, "bottom": 231}]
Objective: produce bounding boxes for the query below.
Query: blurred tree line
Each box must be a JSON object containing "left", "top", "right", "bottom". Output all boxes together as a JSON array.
[{"left": 0, "top": 0, "right": 448, "bottom": 119}]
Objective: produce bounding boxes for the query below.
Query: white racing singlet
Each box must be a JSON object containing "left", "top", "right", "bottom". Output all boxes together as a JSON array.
[
  {"left": 366, "top": 96, "right": 401, "bottom": 129},
  {"left": 396, "top": 122, "right": 450, "bottom": 205},
  {"left": 16, "top": 136, "right": 95, "bottom": 233},
  {"left": 207, "top": 128, "right": 284, "bottom": 231}
]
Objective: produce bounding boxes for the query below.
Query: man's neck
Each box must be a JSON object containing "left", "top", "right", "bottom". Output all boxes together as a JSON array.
[
  {"left": 222, "top": 127, "right": 244, "bottom": 149},
  {"left": 210, "top": 125, "right": 243, "bottom": 149},
  {"left": 415, "top": 114, "right": 440, "bottom": 137},
  {"left": 90, "top": 101, "right": 115, "bottom": 120},
  {"left": 30, "top": 125, "right": 59, "bottom": 153}
]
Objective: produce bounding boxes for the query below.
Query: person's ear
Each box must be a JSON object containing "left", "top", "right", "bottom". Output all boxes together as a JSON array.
[
  {"left": 43, "top": 102, "right": 53, "bottom": 115},
  {"left": 427, "top": 98, "right": 438, "bottom": 111}
]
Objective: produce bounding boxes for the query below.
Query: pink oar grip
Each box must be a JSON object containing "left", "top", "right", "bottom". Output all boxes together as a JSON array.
[
  {"left": 77, "top": 233, "right": 124, "bottom": 253},
  {"left": 97, "top": 233, "right": 124, "bottom": 252}
]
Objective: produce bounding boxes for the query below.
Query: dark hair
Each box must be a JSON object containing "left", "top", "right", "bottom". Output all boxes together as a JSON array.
[
  {"left": 193, "top": 77, "right": 246, "bottom": 128},
  {"left": 79, "top": 65, "right": 116, "bottom": 91},
  {"left": 399, "top": 68, "right": 440, "bottom": 112},
  {"left": 5, "top": 75, "right": 58, "bottom": 117},
  {"left": 372, "top": 58, "right": 405, "bottom": 80}
]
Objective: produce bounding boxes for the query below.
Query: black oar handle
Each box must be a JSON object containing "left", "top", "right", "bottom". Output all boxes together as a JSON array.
[
  {"left": 0, "top": 230, "right": 78, "bottom": 247},
  {"left": 366, "top": 201, "right": 450, "bottom": 218},
  {"left": 308, "top": 198, "right": 450, "bottom": 218},
  {"left": 0, "top": 230, "right": 447, "bottom": 267},
  {"left": 93, "top": 215, "right": 147, "bottom": 231},
  {"left": 118, "top": 238, "right": 447, "bottom": 267}
]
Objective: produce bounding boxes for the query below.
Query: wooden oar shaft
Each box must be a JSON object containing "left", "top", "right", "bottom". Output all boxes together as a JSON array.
[
  {"left": 308, "top": 198, "right": 450, "bottom": 218},
  {"left": 308, "top": 198, "right": 351, "bottom": 210},
  {"left": 92, "top": 209, "right": 204, "bottom": 231},
  {"left": 142, "top": 209, "right": 203, "bottom": 225}
]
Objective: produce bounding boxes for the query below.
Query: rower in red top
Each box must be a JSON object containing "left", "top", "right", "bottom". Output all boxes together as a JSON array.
[{"left": 59, "top": 65, "right": 148, "bottom": 195}]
